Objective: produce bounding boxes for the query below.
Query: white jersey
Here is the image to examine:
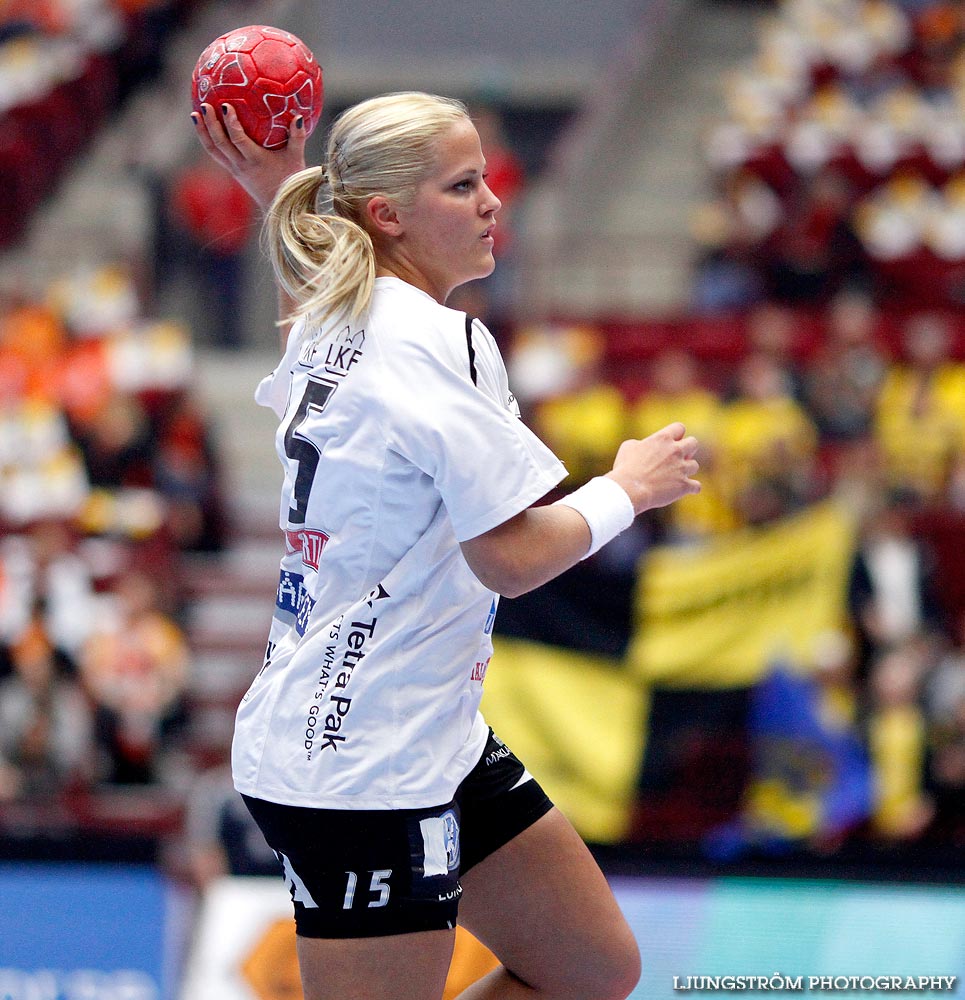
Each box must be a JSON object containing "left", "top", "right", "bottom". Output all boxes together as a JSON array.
[{"left": 233, "top": 276, "right": 566, "bottom": 809}]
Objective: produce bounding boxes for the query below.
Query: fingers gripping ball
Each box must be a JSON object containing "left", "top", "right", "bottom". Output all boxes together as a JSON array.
[{"left": 191, "top": 25, "right": 324, "bottom": 148}]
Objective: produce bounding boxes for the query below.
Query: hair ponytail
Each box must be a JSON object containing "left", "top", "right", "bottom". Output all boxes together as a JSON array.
[{"left": 263, "top": 165, "right": 376, "bottom": 328}]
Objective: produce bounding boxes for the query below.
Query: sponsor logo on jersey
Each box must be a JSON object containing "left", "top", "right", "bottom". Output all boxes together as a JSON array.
[
  {"left": 284, "top": 527, "right": 330, "bottom": 569},
  {"left": 485, "top": 744, "right": 513, "bottom": 766},
  {"left": 484, "top": 598, "right": 497, "bottom": 635},
  {"left": 470, "top": 657, "right": 490, "bottom": 682},
  {"left": 323, "top": 326, "right": 366, "bottom": 377},
  {"left": 300, "top": 324, "right": 367, "bottom": 375},
  {"left": 303, "top": 614, "right": 379, "bottom": 759},
  {"left": 485, "top": 732, "right": 511, "bottom": 767},
  {"left": 276, "top": 570, "right": 316, "bottom": 637},
  {"left": 365, "top": 583, "right": 390, "bottom": 608}
]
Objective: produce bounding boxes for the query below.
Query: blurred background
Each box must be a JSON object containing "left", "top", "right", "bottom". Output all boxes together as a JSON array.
[{"left": 0, "top": 0, "right": 963, "bottom": 996}]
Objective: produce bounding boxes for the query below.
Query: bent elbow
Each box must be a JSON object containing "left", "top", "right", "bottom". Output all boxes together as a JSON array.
[
  {"left": 493, "top": 576, "right": 533, "bottom": 600},
  {"left": 460, "top": 544, "right": 533, "bottom": 598},
  {"left": 460, "top": 514, "right": 539, "bottom": 598},
  {"left": 467, "top": 563, "right": 532, "bottom": 599}
]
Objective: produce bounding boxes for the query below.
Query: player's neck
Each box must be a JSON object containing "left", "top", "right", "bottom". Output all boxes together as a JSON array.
[{"left": 375, "top": 261, "right": 447, "bottom": 305}]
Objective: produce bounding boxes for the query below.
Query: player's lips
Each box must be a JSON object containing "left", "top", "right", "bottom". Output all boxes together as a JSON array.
[{"left": 481, "top": 222, "right": 496, "bottom": 242}]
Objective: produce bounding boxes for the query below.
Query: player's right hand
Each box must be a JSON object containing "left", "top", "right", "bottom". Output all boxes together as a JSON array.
[
  {"left": 191, "top": 102, "right": 308, "bottom": 213},
  {"left": 606, "top": 422, "right": 701, "bottom": 515}
]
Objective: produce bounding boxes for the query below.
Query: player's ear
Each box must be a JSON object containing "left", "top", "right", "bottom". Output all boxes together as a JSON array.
[{"left": 366, "top": 196, "right": 403, "bottom": 237}]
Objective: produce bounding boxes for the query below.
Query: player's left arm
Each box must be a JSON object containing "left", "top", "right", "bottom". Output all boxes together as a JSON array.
[
  {"left": 460, "top": 425, "right": 700, "bottom": 597},
  {"left": 192, "top": 102, "right": 307, "bottom": 348}
]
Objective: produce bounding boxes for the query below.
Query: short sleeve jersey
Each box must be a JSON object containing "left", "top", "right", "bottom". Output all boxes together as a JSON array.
[{"left": 232, "top": 277, "right": 567, "bottom": 809}]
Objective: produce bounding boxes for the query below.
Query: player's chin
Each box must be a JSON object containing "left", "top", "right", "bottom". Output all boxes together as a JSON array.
[{"left": 475, "top": 250, "right": 497, "bottom": 279}]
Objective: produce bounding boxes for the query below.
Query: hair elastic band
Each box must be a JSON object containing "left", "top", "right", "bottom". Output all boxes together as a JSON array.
[{"left": 553, "top": 476, "right": 635, "bottom": 559}]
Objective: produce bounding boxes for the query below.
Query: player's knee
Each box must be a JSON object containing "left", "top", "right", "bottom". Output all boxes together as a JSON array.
[
  {"left": 573, "top": 928, "right": 641, "bottom": 1000},
  {"left": 600, "top": 932, "right": 642, "bottom": 1000}
]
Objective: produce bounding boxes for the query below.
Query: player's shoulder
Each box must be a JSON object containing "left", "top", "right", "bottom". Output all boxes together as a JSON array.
[{"left": 369, "top": 278, "right": 471, "bottom": 369}]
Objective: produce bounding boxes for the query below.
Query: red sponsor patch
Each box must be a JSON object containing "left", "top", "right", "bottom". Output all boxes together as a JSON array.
[
  {"left": 470, "top": 657, "right": 490, "bottom": 682},
  {"left": 285, "top": 528, "right": 330, "bottom": 569}
]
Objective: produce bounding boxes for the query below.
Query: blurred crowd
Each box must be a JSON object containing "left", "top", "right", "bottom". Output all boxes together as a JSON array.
[
  {"left": 0, "top": 0, "right": 203, "bottom": 247},
  {"left": 0, "top": 263, "right": 227, "bottom": 817},
  {"left": 676, "top": 0, "right": 965, "bottom": 861},
  {"left": 692, "top": 0, "right": 965, "bottom": 312},
  {"left": 509, "top": 290, "right": 965, "bottom": 861}
]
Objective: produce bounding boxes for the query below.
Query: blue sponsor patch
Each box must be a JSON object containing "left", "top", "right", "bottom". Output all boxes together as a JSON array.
[
  {"left": 484, "top": 598, "right": 497, "bottom": 635},
  {"left": 276, "top": 570, "right": 316, "bottom": 636}
]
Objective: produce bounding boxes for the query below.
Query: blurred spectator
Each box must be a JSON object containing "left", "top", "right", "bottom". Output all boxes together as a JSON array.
[
  {"left": 151, "top": 390, "right": 229, "bottom": 552},
  {"left": 924, "top": 611, "right": 965, "bottom": 845},
  {"left": 534, "top": 382, "right": 625, "bottom": 489},
  {"left": 848, "top": 489, "right": 947, "bottom": 679},
  {"left": 631, "top": 348, "right": 721, "bottom": 437},
  {"left": 716, "top": 350, "right": 820, "bottom": 526},
  {"left": 705, "top": 650, "right": 873, "bottom": 860},
  {"left": 744, "top": 300, "right": 808, "bottom": 399},
  {"left": 70, "top": 390, "right": 155, "bottom": 489},
  {"left": 690, "top": 169, "right": 779, "bottom": 312},
  {"left": 79, "top": 567, "right": 189, "bottom": 785},
  {"left": 866, "top": 636, "right": 935, "bottom": 841},
  {"left": 179, "top": 754, "right": 280, "bottom": 889},
  {"left": 0, "top": 301, "right": 67, "bottom": 400},
  {"left": 874, "top": 311, "right": 965, "bottom": 504},
  {"left": 804, "top": 287, "right": 891, "bottom": 444},
  {"left": 905, "top": 1, "right": 962, "bottom": 95},
  {"left": 829, "top": 433, "right": 892, "bottom": 525},
  {"left": 0, "top": 397, "right": 91, "bottom": 527},
  {"left": 629, "top": 348, "right": 730, "bottom": 539},
  {"left": 168, "top": 154, "right": 255, "bottom": 348},
  {"left": 852, "top": 170, "right": 938, "bottom": 293},
  {"left": 511, "top": 324, "right": 626, "bottom": 487},
  {"left": 0, "top": 617, "right": 94, "bottom": 801},
  {"left": 765, "top": 167, "right": 868, "bottom": 304},
  {"left": 0, "top": 521, "right": 98, "bottom": 663}
]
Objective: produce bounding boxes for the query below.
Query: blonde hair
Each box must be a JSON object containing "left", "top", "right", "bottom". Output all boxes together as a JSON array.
[{"left": 264, "top": 92, "right": 471, "bottom": 328}]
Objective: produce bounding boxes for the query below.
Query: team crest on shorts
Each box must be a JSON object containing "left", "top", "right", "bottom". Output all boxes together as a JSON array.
[
  {"left": 419, "top": 808, "right": 461, "bottom": 877},
  {"left": 441, "top": 810, "right": 460, "bottom": 871}
]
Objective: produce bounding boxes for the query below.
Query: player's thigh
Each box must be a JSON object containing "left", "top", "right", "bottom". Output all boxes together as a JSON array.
[
  {"left": 457, "top": 807, "right": 640, "bottom": 999},
  {"left": 296, "top": 929, "right": 455, "bottom": 1000}
]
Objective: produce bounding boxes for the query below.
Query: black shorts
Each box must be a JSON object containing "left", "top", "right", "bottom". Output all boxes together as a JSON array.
[{"left": 242, "top": 729, "right": 554, "bottom": 938}]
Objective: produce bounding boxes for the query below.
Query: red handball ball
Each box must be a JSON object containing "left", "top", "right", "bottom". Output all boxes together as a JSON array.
[{"left": 191, "top": 25, "right": 324, "bottom": 149}]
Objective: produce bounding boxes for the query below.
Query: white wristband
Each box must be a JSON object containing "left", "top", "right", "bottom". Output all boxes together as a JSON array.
[{"left": 553, "top": 476, "right": 635, "bottom": 559}]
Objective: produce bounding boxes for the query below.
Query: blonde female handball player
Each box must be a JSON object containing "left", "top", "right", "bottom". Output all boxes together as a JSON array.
[{"left": 191, "top": 93, "right": 700, "bottom": 1000}]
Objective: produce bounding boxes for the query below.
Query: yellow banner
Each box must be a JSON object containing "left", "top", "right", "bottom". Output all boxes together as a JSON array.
[
  {"left": 627, "top": 501, "right": 857, "bottom": 688},
  {"left": 482, "top": 638, "right": 648, "bottom": 844}
]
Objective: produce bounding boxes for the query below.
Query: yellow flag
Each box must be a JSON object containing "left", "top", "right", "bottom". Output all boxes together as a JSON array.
[{"left": 628, "top": 501, "right": 857, "bottom": 687}]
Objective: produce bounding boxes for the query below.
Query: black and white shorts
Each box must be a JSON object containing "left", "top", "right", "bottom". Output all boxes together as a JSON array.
[{"left": 242, "top": 729, "right": 554, "bottom": 938}]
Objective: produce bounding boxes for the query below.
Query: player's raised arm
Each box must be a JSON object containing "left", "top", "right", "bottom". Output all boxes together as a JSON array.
[
  {"left": 192, "top": 103, "right": 307, "bottom": 347},
  {"left": 189, "top": 27, "right": 322, "bottom": 347}
]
